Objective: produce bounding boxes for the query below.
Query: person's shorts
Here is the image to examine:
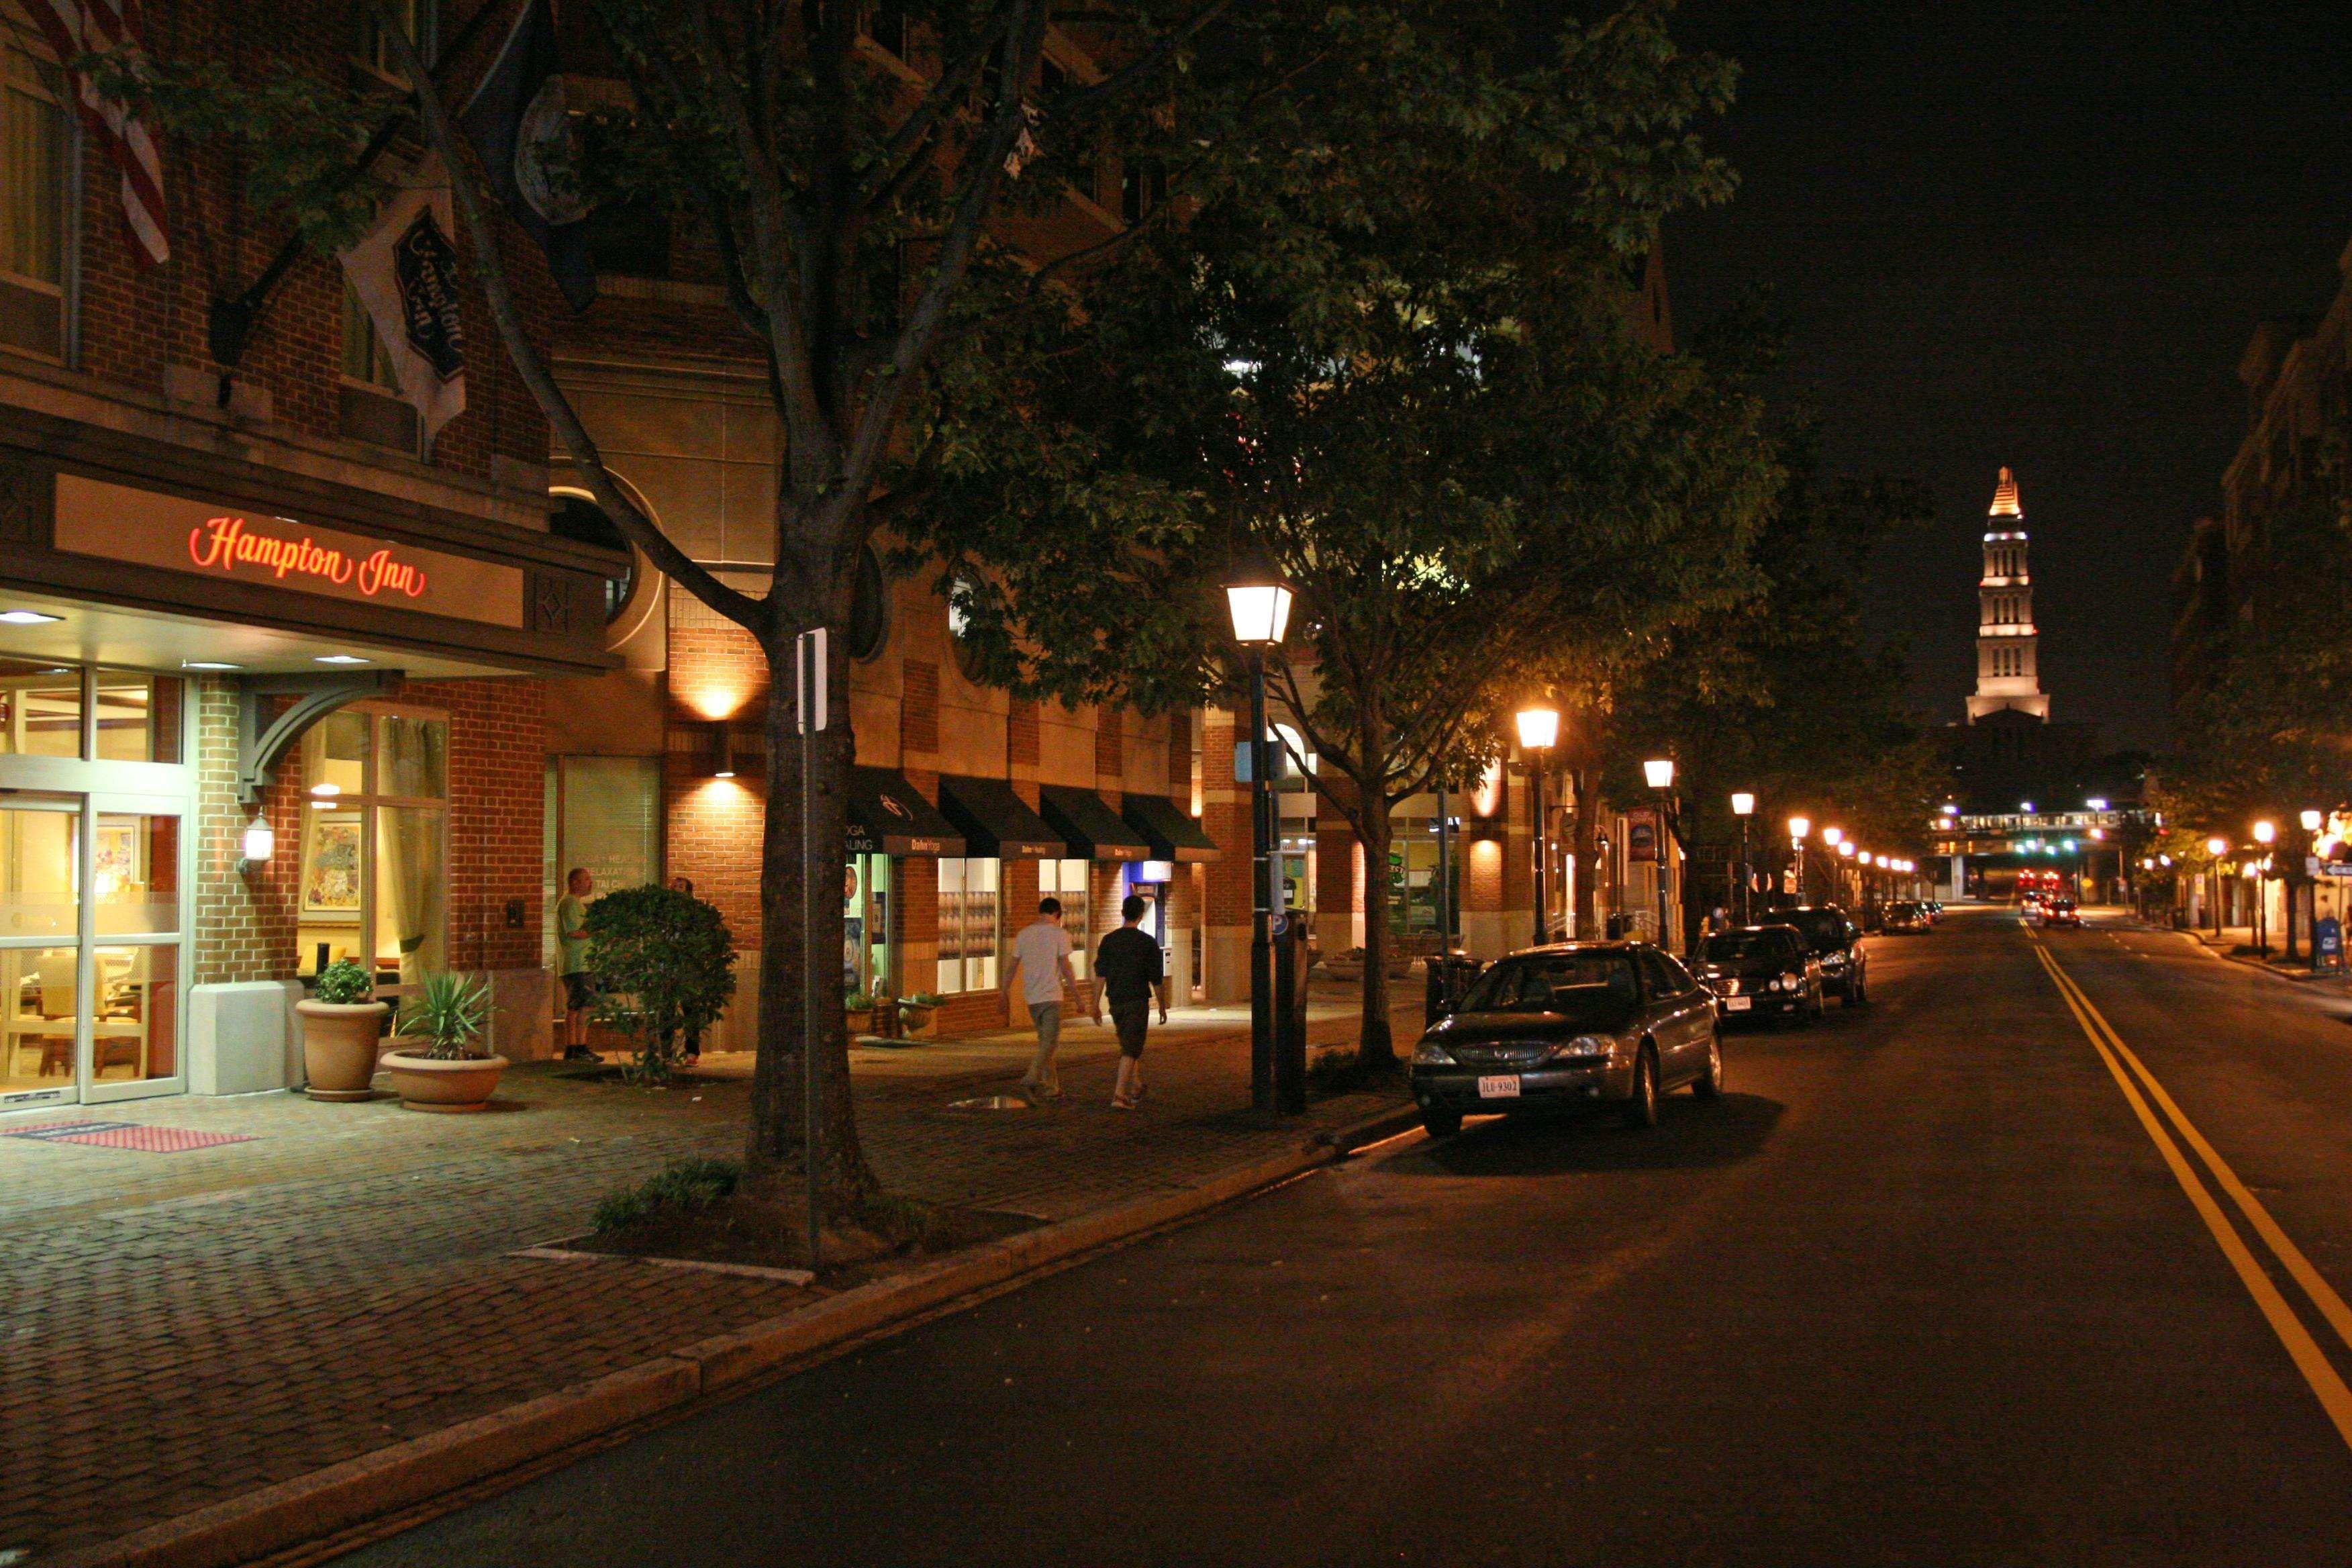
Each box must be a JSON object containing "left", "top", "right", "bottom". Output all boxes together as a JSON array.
[
  {"left": 1111, "top": 999, "right": 1150, "bottom": 1059},
  {"left": 562, "top": 971, "right": 597, "bottom": 1012}
]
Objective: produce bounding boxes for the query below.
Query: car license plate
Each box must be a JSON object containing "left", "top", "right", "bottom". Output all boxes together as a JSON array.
[
  {"left": 1477, "top": 1075, "right": 1520, "bottom": 1099},
  {"left": 1724, "top": 995, "right": 1752, "bottom": 1012}
]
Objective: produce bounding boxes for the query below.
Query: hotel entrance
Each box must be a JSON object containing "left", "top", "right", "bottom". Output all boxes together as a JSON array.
[{"left": 1, "top": 665, "right": 192, "bottom": 1109}]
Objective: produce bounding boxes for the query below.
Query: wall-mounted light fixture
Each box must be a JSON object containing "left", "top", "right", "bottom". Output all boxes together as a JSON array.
[
  {"left": 709, "top": 721, "right": 736, "bottom": 779},
  {"left": 237, "top": 812, "right": 275, "bottom": 876}
]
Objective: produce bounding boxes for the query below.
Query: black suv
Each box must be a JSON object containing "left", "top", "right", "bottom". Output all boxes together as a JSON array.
[{"left": 1765, "top": 905, "right": 1868, "bottom": 1006}]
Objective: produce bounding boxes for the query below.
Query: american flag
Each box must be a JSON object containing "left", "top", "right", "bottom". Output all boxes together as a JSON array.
[{"left": 25, "top": 0, "right": 169, "bottom": 266}]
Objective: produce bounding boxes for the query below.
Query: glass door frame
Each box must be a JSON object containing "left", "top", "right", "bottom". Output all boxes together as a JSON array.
[
  {"left": 83, "top": 788, "right": 191, "bottom": 1104},
  {"left": 0, "top": 787, "right": 191, "bottom": 1108},
  {"left": 297, "top": 699, "right": 450, "bottom": 1003}
]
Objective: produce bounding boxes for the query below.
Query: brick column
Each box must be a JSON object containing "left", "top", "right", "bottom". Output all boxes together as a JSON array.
[
  {"left": 1500, "top": 769, "right": 1535, "bottom": 952},
  {"left": 899, "top": 658, "right": 941, "bottom": 996},
  {"left": 1314, "top": 772, "right": 1363, "bottom": 958},
  {"left": 1200, "top": 706, "right": 1251, "bottom": 1002}
]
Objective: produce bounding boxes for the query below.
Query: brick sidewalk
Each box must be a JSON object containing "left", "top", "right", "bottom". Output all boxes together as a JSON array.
[{"left": 0, "top": 1001, "right": 1418, "bottom": 1561}]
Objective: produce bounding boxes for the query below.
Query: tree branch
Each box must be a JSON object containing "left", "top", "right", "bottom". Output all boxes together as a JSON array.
[{"left": 367, "top": 2, "right": 765, "bottom": 636}]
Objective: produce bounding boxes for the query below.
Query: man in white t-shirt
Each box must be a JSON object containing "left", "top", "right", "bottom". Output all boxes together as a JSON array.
[{"left": 1001, "top": 897, "right": 1081, "bottom": 1103}]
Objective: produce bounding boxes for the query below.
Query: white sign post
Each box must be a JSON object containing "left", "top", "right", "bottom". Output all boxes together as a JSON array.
[{"left": 797, "top": 628, "right": 829, "bottom": 1270}]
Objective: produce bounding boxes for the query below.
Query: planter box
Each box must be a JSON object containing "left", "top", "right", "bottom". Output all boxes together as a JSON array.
[
  {"left": 383, "top": 1050, "right": 509, "bottom": 1114},
  {"left": 297, "top": 999, "right": 389, "bottom": 1101}
]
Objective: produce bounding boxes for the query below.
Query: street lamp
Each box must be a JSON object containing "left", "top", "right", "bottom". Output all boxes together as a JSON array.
[
  {"left": 2205, "top": 836, "right": 2229, "bottom": 940},
  {"left": 1788, "top": 816, "right": 1810, "bottom": 905},
  {"left": 2300, "top": 811, "right": 2325, "bottom": 965},
  {"left": 1643, "top": 759, "right": 1676, "bottom": 950},
  {"left": 1837, "top": 839, "right": 1857, "bottom": 906},
  {"left": 1228, "top": 563, "right": 1293, "bottom": 1114},
  {"left": 2253, "top": 820, "right": 2278, "bottom": 956},
  {"left": 1517, "top": 705, "right": 1561, "bottom": 942},
  {"left": 1730, "top": 792, "right": 1755, "bottom": 924}
]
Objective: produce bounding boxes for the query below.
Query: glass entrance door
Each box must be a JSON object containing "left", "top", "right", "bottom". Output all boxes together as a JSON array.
[{"left": 0, "top": 795, "right": 185, "bottom": 1106}]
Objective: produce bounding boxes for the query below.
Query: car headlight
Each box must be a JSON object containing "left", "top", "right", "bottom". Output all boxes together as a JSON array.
[
  {"left": 1413, "top": 1040, "right": 1456, "bottom": 1067},
  {"left": 1781, "top": 972, "right": 1802, "bottom": 989},
  {"left": 1545, "top": 1034, "right": 1610, "bottom": 1064}
]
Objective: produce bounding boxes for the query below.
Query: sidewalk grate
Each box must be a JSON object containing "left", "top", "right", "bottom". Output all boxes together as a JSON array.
[{"left": 0, "top": 1120, "right": 258, "bottom": 1153}]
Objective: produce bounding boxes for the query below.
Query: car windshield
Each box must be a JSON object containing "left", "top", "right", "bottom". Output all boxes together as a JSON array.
[
  {"left": 1777, "top": 912, "right": 1846, "bottom": 948},
  {"left": 2049, "top": 899, "right": 2075, "bottom": 912},
  {"left": 1458, "top": 952, "right": 1640, "bottom": 1025},
  {"left": 1699, "top": 932, "right": 1792, "bottom": 964},
  {"left": 1888, "top": 903, "right": 1920, "bottom": 916}
]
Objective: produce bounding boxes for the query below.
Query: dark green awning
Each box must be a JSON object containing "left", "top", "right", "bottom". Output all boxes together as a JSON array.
[
  {"left": 937, "top": 775, "right": 1065, "bottom": 859},
  {"left": 1039, "top": 784, "right": 1150, "bottom": 861},
  {"left": 846, "top": 768, "right": 963, "bottom": 856},
  {"left": 1120, "top": 794, "right": 1218, "bottom": 863}
]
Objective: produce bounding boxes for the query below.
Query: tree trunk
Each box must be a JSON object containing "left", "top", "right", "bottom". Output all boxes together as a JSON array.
[
  {"left": 742, "top": 585, "right": 879, "bottom": 1210},
  {"left": 1357, "top": 792, "right": 1397, "bottom": 1066},
  {"left": 1571, "top": 767, "right": 1600, "bottom": 936}
]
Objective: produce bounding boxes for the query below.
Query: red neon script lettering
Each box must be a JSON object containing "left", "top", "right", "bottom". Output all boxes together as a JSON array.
[{"left": 185, "top": 516, "right": 426, "bottom": 598}]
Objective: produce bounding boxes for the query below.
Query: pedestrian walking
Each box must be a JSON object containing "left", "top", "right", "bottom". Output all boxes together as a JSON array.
[
  {"left": 1001, "top": 897, "right": 1078, "bottom": 1104},
  {"left": 555, "top": 867, "right": 599, "bottom": 1061},
  {"left": 1096, "top": 895, "right": 1170, "bottom": 1109}
]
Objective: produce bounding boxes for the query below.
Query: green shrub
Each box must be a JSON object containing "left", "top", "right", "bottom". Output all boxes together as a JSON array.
[
  {"left": 593, "top": 1157, "right": 741, "bottom": 1232},
  {"left": 583, "top": 885, "right": 738, "bottom": 1082},
  {"left": 313, "top": 958, "right": 373, "bottom": 1005}
]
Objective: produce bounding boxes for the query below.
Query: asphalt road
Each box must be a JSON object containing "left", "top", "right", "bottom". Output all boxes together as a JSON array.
[{"left": 340, "top": 909, "right": 2352, "bottom": 1567}]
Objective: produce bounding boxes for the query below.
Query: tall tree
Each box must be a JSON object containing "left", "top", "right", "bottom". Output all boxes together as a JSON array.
[{"left": 912, "top": 0, "right": 1776, "bottom": 1062}]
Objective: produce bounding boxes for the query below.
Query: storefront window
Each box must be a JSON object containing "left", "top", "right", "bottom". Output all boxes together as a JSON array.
[
  {"left": 0, "top": 801, "right": 75, "bottom": 938},
  {"left": 93, "top": 814, "right": 176, "bottom": 936},
  {"left": 91, "top": 942, "right": 176, "bottom": 1083},
  {"left": 845, "top": 853, "right": 892, "bottom": 997},
  {"left": 1040, "top": 858, "right": 1089, "bottom": 979},
  {"left": 936, "top": 856, "right": 999, "bottom": 993},
  {"left": 298, "top": 705, "right": 447, "bottom": 991},
  {"left": 2, "top": 944, "right": 75, "bottom": 1094},
  {"left": 0, "top": 661, "right": 79, "bottom": 756}
]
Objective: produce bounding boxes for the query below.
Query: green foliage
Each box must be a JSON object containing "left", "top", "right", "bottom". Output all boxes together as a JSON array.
[
  {"left": 397, "top": 971, "right": 490, "bottom": 1061},
  {"left": 592, "top": 1157, "right": 742, "bottom": 1233},
  {"left": 312, "top": 958, "right": 373, "bottom": 1006},
  {"left": 843, "top": 991, "right": 875, "bottom": 1014},
  {"left": 583, "top": 886, "right": 738, "bottom": 1082}
]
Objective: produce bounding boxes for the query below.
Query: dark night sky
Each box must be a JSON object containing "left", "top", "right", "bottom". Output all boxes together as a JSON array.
[{"left": 1666, "top": 1, "right": 2352, "bottom": 752}]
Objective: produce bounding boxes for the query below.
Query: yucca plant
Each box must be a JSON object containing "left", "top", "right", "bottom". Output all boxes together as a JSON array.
[{"left": 399, "top": 972, "right": 489, "bottom": 1061}]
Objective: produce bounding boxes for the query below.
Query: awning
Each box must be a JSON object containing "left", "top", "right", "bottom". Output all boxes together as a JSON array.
[
  {"left": 936, "top": 775, "right": 1065, "bottom": 860},
  {"left": 847, "top": 768, "right": 963, "bottom": 856},
  {"left": 1039, "top": 785, "right": 1151, "bottom": 861},
  {"left": 1121, "top": 794, "right": 1218, "bottom": 863}
]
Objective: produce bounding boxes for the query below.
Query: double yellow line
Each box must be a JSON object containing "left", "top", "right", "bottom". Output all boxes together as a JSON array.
[{"left": 2032, "top": 936, "right": 2352, "bottom": 1449}]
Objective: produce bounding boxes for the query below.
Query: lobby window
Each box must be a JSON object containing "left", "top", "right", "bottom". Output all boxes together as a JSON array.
[
  {"left": 1038, "top": 857, "right": 1089, "bottom": 979},
  {"left": 936, "top": 856, "right": 998, "bottom": 993},
  {"left": 297, "top": 706, "right": 448, "bottom": 995},
  {"left": 0, "top": 665, "right": 183, "bottom": 761},
  {"left": 0, "top": 23, "right": 66, "bottom": 358}
]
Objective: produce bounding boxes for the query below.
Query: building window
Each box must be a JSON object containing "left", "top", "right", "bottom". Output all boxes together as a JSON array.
[
  {"left": 340, "top": 278, "right": 421, "bottom": 454},
  {"left": 297, "top": 705, "right": 448, "bottom": 996},
  {"left": 551, "top": 493, "right": 638, "bottom": 625},
  {"left": 1122, "top": 159, "right": 1167, "bottom": 226},
  {"left": 0, "top": 24, "right": 65, "bottom": 358},
  {"left": 1038, "top": 856, "right": 1089, "bottom": 979},
  {"left": 544, "top": 754, "right": 660, "bottom": 976},
  {"left": 935, "top": 856, "right": 998, "bottom": 993},
  {"left": 847, "top": 545, "right": 890, "bottom": 661}
]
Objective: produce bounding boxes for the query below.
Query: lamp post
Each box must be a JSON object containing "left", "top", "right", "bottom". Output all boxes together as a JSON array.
[
  {"left": 2301, "top": 809, "right": 2324, "bottom": 964},
  {"left": 1837, "top": 838, "right": 1856, "bottom": 909},
  {"left": 1516, "top": 705, "right": 1560, "bottom": 942},
  {"left": 1226, "top": 567, "right": 1293, "bottom": 1114},
  {"left": 1643, "top": 758, "right": 1676, "bottom": 951},
  {"left": 1788, "top": 816, "right": 1810, "bottom": 908},
  {"left": 1730, "top": 792, "right": 1755, "bottom": 926}
]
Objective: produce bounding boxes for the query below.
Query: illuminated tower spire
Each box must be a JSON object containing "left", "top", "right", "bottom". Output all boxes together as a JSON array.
[{"left": 1966, "top": 467, "right": 2050, "bottom": 722}]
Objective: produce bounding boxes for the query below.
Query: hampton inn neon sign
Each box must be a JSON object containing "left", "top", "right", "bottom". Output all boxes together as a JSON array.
[
  {"left": 187, "top": 513, "right": 430, "bottom": 599},
  {"left": 52, "top": 474, "right": 524, "bottom": 628}
]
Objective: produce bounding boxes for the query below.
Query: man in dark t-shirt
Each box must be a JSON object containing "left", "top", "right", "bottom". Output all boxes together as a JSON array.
[{"left": 1095, "top": 895, "right": 1169, "bottom": 1110}]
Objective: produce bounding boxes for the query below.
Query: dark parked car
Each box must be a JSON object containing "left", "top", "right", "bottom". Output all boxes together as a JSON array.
[
  {"left": 1410, "top": 942, "right": 1722, "bottom": 1138},
  {"left": 1694, "top": 925, "right": 1823, "bottom": 1024},
  {"left": 2041, "top": 897, "right": 2081, "bottom": 928},
  {"left": 1882, "top": 900, "right": 1930, "bottom": 934},
  {"left": 1767, "top": 905, "right": 1869, "bottom": 1005}
]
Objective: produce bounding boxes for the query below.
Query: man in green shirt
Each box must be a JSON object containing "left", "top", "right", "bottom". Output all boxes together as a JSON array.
[{"left": 556, "top": 867, "right": 597, "bottom": 1061}]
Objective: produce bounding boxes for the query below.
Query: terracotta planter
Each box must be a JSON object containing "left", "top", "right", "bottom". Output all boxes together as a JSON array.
[
  {"left": 383, "top": 1050, "right": 509, "bottom": 1114},
  {"left": 845, "top": 1008, "right": 873, "bottom": 1034},
  {"left": 297, "top": 999, "right": 389, "bottom": 1101}
]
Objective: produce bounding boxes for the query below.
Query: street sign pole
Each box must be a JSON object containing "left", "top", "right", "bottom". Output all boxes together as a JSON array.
[{"left": 796, "top": 628, "right": 829, "bottom": 1271}]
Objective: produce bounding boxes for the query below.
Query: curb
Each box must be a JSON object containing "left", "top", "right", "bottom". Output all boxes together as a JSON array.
[
  {"left": 2170, "top": 927, "right": 2328, "bottom": 986},
  {"left": 46, "top": 1097, "right": 1418, "bottom": 1568}
]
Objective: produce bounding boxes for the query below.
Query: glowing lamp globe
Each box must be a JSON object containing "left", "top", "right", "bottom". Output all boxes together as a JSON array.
[{"left": 1514, "top": 707, "right": 1560, "bottom": 751}]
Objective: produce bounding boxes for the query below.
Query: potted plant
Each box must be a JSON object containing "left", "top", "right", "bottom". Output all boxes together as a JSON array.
[
  {"left": 897, "top": 993, "right": 944, "bottom": 1038},
  {"left": 383, "top": 972, "right": 506, "bottom": 1113},
  {"left": 297, "top": 958, "right": 387, "bottom": 1101},
  {"left": 844, "top": 990, "right": 875, "bottom": 1033}
]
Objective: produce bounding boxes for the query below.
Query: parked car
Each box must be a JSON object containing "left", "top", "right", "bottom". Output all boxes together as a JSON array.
[
  {"left": 2041, "top": 897, "right": 2081, "bottom": 928},
  {"left": 1882, "top": 900, "right": 1930, "bottom": 934},
  {"left": 1410, "top": 942, "right": 1722, "bottom": 1138},
  {"left": 1694, "top": 925, "right": 1823, "bottom": 1024},
  {"left": 1766, "top": 905, "right": 1869, "bottom": 1005},
  {"left": 1926, "top": 900, "right": 1944, "bottom": 925}
]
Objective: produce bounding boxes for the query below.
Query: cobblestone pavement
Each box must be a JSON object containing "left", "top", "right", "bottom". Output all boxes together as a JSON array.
[{"left": 0, "top": 999, "right": 1418, "bottom": 1561}]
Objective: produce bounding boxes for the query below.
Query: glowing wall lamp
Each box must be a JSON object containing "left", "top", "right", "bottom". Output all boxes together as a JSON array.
[
  {"left": 237, "top": 812, "right": 275, "bottom": 876},
  {"left": 708, "top": 721, "right": 737, "bottom": 779}
]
